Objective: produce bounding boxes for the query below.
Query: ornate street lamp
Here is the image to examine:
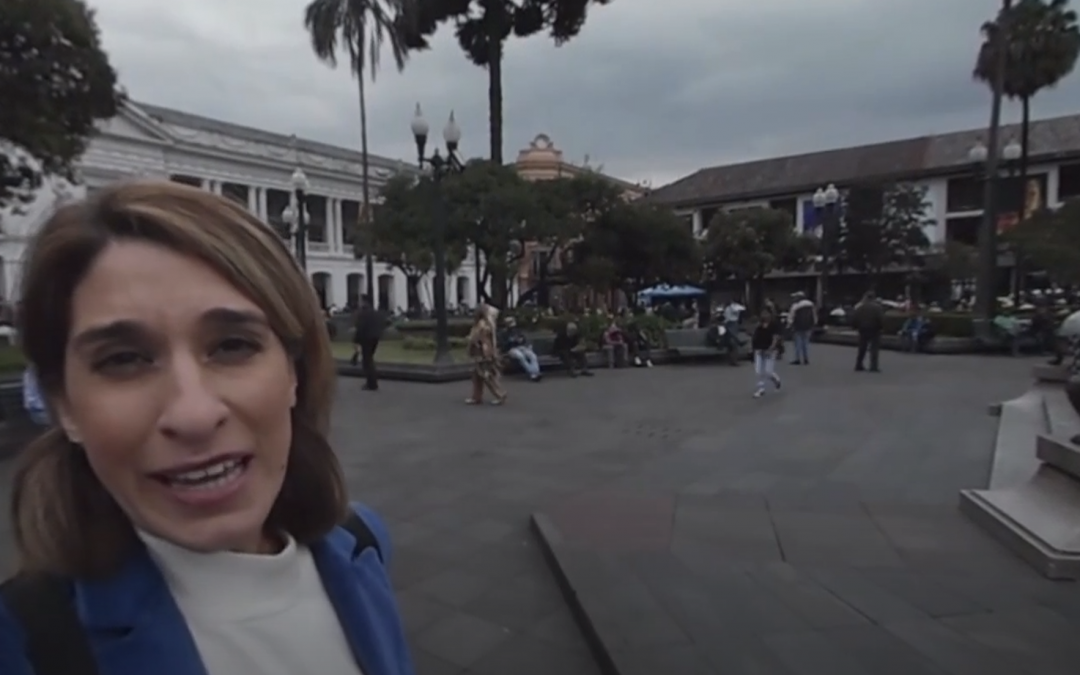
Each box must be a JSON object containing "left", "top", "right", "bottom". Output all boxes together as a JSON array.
[
  {"left": 281, "top": 167, "right": 310, "bottom": 272},
  {"left": 410, "top": 103, "right": 464, "bottom": 364},
  {"left": 812, "top": 183, "right": 840, "bottom": 307}
]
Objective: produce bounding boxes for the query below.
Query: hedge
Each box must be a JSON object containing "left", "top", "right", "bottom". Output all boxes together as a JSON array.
[{"left": 395, "top": 310, "right": 677, "bottom": 350}]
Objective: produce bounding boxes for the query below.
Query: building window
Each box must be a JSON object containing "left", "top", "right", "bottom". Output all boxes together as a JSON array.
[
  {"left": 769, "top": 197, "right": 797, "bottom": 221},
  {"left": 221, "top": 182, "right": 249, "bottom": 209},
  {"left": 946, "top": 215, "right": 980, "bottom": 246},
  {"left": 169, "top": 174, "right": 202, "bottom": 188},
  {"left": 304, "top": 195, "right": 327, "bottom": 243},
  {"left": 1059, "top": 162, "right": 1080, "bottom": 202},
  {"left": 530, "top": 250, "right": 546, "bottom": 277},
  {"left": 945, "top": 176, "right": 984, "bottom": 213},
  {"left": 341, "top": 200, "right": 360, "bottom": 246},
  {"left": 700, "top": 207, "right": 719, "bottom": 230},
  {"left": 265, "top": 189, "right": 291, "bottom": 239}
]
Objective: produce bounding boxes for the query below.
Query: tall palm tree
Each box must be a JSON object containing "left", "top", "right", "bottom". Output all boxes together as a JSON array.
[
  {"left": 976, "top": 0, "right": 1080, "bottom": 208},
  {"left": 975, "top": 0, "right": 1080, "bottom": 301},
  {"left": 304, "top": 0, "right": 408, "bottom": 304}
]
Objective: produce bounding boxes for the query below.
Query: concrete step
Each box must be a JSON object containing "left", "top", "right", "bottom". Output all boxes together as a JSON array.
[
  {"left": 1037, "top": 434, "right": 1080, "bottom": 481},
  {"left": 987, "top": 390, "right": 1046, "bottom": 488},
  {"left": 959, "top": 465, "right": 1080, "bottom": 580},
  {"left": 1033, "top": 364, "right": 1070, "bottom": 384},
  {"left": 1043, "top": 388, "right": 1080, "bottom": 440}
]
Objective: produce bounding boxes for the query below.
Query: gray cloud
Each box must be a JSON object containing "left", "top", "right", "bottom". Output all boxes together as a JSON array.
[{"left": 90, "top": 0, "right": 1080, "bottom": 187}]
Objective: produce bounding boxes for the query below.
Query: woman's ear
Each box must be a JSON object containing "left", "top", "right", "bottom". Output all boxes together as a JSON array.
[{"left": 52, "top": 397, "right": 83, "bottom": 444}]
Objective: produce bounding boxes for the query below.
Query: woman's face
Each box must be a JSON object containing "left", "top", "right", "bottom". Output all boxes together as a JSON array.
[{"left": 56, "top": 240, "right": 297, "bottom": 554}]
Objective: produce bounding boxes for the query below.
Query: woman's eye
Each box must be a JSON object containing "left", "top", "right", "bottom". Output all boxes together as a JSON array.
[
  {"left": 94, "top": 351, "right": 149, "bottom": 373},
  {"left": 214, "top": 338, "right": 261, "bottom": 359}
]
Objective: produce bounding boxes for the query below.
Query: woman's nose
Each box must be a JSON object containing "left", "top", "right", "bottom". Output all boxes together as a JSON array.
[{"left": 157, "top": 359, "right": 229, "bottom": 441}]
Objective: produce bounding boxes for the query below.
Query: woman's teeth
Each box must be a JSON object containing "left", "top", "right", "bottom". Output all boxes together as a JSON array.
[{"left": 165, "top": 458, "right": 246, "bottom": 489}]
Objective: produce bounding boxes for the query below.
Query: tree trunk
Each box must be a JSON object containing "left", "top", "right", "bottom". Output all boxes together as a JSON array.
[
  {"left": 1013, "top": 95, "right": 1031, "bottom": 306},
  {"left": 486, "top": 33, "right": 508, "bottom": 309},
  {"left": 358, "top": 74, "right": 376, "bottom": 302}
]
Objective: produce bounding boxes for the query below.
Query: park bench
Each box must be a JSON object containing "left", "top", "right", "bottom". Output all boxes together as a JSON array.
[
  {"left": 663, "top": 327, "right": 748, "bottom": 361},
  {"left": 502, "top": 334, "right": 603, "bottom": 375},
  {"left": 0, "top": 380, "right": 43, "bottom": 460}
]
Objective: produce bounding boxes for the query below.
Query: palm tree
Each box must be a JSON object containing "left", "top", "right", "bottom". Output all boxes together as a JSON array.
[
  {"left": 304, "top": 0, "right": 408, "bottom": 304},
  {"left": 395, "top": 0, "right": 612, "bottom": 307},
  {"left": 976, "top": 0, "right": 1080, "bottom": 209}
]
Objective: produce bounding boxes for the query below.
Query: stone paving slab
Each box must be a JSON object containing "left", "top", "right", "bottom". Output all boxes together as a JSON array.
[{"left": 534, "top": 492, "right": 1080, "bottom": 675}]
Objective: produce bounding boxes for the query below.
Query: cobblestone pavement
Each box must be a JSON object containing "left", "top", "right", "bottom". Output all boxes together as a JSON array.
[{"left": 0, "top": 347, "right": 1041, "bottom": 674}]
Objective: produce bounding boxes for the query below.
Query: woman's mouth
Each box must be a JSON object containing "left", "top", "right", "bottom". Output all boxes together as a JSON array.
[{"left": 152, "top": 455, "right": 252, "bottom": 491}]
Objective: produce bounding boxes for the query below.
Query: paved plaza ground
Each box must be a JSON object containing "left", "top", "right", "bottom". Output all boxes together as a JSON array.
[{"left": 3, "top": 346, "right": 1079, "bottom": 674}]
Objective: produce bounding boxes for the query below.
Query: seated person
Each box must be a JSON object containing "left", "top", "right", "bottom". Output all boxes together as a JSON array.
[
  {"left": 22, "top": 366, "right": 49, "bottom": 427},
  {"left": 625, "top": 321, "right": 654, "bottom": 367},
  {"left": 898, "top": 312, "right": 934, "bottom": 352},
  {"left": 553, "top": 321, "right": 594, "bottom": 377},
  {"left": 601, "top": 316, "right": 628, "bottom": 367},
  {"left": 992, "top": 312, "right": 1023, "bottom": 356},
  {"left": 498, "top": 316, "right": 541, "bottom": 381},
  {"left": 1029, "top": 306, "right": 1058, "bottom": 356}
]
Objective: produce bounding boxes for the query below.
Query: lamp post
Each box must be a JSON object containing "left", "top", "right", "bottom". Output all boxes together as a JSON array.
[
  {"left": 281, "top": 167, "right": 310, "bottom": 272},
  {"left": 812, "top": 183, "right": 840, "bottom": 308},
  {"left": 410, "top": 103, "right": 464, "bottom": 365},
  {"left": 974, "top": 0, "right": 1013, "bottom": 328}
]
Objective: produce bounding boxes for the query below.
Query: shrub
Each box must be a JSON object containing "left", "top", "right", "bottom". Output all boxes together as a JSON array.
[
  {"left": 394, "top": 319, "right": 474, "bottom": 338},
  {"left": 401, "top": 335, "right": 468, "bottom": 351}
]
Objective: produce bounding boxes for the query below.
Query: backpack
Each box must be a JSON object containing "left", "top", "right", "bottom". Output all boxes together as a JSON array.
[{"left": 0, "top": 513, "right": 380, "bottom": 675}]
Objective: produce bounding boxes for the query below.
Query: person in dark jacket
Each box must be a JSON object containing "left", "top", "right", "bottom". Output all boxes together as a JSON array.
[
  {"left": 350, "top": 294, "right": 383, "bottom": 390},
  {"left": 553, "top": 321, "right": 593, "bottom": 377},
  {"left": 850, "top": 291, "right": 884, "bottom": 372}
]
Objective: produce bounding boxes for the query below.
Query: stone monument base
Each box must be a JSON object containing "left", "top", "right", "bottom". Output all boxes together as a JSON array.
[{"left": 959, "top": 364, "right": 1080, "bottom": 579}]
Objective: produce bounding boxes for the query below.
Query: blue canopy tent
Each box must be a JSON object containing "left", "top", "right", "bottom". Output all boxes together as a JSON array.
[{"left": 638, "top": 284, "right": 707, "bottom": 301}]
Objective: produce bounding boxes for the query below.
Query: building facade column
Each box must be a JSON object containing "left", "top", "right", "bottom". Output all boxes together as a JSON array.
[
  {"left": 247, "top": 186, "right": 259, "bottom": 214},
  {"left": 257, "top": 187, "right": 268, "bottom": 220},
  {"left": 332, "top": 198, "right": 344, "bottom": 252}
]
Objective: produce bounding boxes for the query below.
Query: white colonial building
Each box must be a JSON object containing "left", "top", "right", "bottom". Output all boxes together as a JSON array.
[{"left": 0, "top": 100, "right": 482, "bottom": 310}]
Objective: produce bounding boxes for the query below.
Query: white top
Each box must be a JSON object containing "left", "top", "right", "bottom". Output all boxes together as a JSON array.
[{"left": 138, "top": 531, "right": 363, "bottom": 675}]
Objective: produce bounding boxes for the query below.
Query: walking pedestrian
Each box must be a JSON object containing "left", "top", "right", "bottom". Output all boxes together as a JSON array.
[
  {"left": 788, "top": 291, "right": 816, "bottom": 365},
  {"left": 751, "top": 307, "right": 783, "bottom": 398},
  {"left": 851, "top": 291, "right": 884, "bottom": 372},
  {"left": 350, "top": 294, "right": 383, "bottom": 390}
]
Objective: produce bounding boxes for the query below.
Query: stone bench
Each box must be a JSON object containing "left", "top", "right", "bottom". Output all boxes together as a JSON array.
[
  {"left": 663, "top": 327, "right": 747, "bottom": 362},
  {"left": 501, "top": 335, "right": 603, "bottom": 376}
]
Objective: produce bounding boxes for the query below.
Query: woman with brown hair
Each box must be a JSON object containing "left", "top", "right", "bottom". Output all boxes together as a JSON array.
[
  {"left": 466, "top": 304, "right": 506, "bottom": 405},
  {"left": 0, "top": 182, "right": 414, "bottom": 675}
]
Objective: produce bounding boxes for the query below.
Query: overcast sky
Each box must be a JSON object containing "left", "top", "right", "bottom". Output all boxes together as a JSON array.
[{"left": 90, "top": 0, "right": 1080, "bottom": 187}]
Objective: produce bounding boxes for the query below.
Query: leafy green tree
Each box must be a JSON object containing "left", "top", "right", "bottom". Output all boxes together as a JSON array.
[
  {"left": 567, "top": 202, "right": 700, "bottom": 295},
  {"left": 442, "top": 159, "right": 540, "bottom": 304},
  {"left": 701, "top": 207, "right": 802, "bottom": 308},
  {"left": 304, "top": 0, "right": 408, "bottom": 301},
  {"left": 975, "top": 0, "right": 1080, "bottom": 201},
  {"left": 838, "top": 183, "right": 932, "bottom": 280},
  {"left": 519, "top": 173, "right": 625, "bottom": 304},
  {"left": 1006, "top": 198, "right": 1080, "bottom": 284},
  {"left": 369, "top": 174, "right": 466, "bottom": 310},
  {"left": 0, "top": 0, "right": 123, "bottom": 213},
  {"left": 395, "top": 0, "right": 613, "bottom": 306}
]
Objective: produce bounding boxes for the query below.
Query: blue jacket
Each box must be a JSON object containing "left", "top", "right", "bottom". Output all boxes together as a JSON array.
[{"left": 0, "top": 503, "right": 414, "bottom": 675}]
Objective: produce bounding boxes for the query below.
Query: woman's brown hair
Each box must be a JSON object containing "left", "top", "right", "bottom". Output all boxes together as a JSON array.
[{"left": 10, "top": 181, "right": 348, "bottom": 578}]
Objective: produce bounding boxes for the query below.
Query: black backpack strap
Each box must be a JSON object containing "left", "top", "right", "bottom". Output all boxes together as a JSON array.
[
  {"left": 0, "top": 574, "right": 99, "bottom": 675},
  {"left": 341, "top": 511, "right": 383, "bottom": 561}
]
